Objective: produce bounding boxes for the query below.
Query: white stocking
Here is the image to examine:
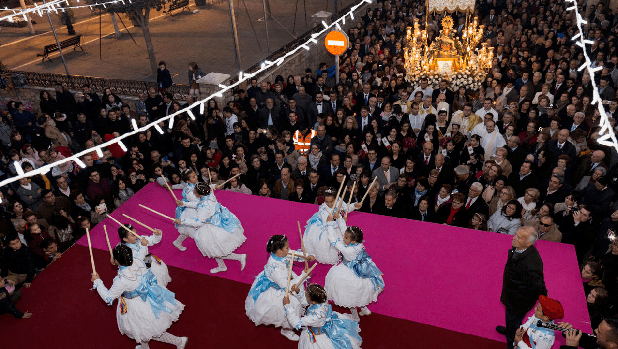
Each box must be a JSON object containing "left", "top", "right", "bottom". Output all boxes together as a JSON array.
[
  {"left": 174, "top": 234, "right": 189, "bottom": 244},
  {"left": 223, "top": 253, "right": 242, "bottom": 261},
  {"left": 215, "top": 257, "right": 227, "bottom": 268},
  {"left": 154, "top": 332, "right": 181, "bottom": 346}
]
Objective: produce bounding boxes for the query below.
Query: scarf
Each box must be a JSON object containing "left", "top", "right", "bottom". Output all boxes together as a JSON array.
[{"left": 308, "top": 152, "right": 322, "bottom": 169}]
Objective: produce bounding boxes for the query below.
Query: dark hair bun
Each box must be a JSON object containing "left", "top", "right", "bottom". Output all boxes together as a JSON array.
[
  {"left": 195, "top": 182, "right": 211, "bottom": 196},
  {"left": 347, "top": 226, "right": 363, "bottom": 243},
  {"left": 266, "top": 235, "right": 288, "bottom": 253}
]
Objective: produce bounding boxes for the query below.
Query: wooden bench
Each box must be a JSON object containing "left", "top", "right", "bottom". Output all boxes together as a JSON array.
[
  {"left": 165, "top": 0, "right": 191, "bottom": 16},
  {"left": 37, "top": 35, "right": 84, "bottom": 62}
]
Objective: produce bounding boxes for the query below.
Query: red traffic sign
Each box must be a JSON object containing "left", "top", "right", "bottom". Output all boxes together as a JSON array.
[{"left": 325, "top": 30, "right": 348, "bottom": 56}]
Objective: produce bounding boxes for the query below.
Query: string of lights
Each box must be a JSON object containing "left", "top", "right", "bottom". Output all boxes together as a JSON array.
[
  {"left": 0, "top": 0, "right": 373, "bottom": 188},
  {"left": 1, "top": 0, "right": 136, "bottom": 23},
  {"left": 566, "top": 0, "right": 618, "bottom": 151}
]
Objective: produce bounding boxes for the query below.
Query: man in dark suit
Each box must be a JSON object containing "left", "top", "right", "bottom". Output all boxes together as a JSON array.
[
  {"left": 431, "top": 79, "right": 454, "bottom": 105},
  {"left": 257, "top": 98, "right": 281, "bottom": 129},
  {"left": 328, "top": 91, "right": 340, "bottom": 113},
  {"left": 417, "top": 141, "right": 436, "bottom": 175},
  {"left": 464, "top": 182, "right": 489, "bottom": 218},
  {"left": 291, "top": 156, "right": 309, "bottom": 183},
  {"left": 284, "top": 98, "right": 306, "bottom": 127},
  {"left": 540, "top": 175, "right": 567, "bottom": 205},
  {"left": 433, "top": 153, "right": 453, "bottom": 185},
  {"left": 356, "top": 106, "right": 372, "bottom": 136},
  {"left": 545, "top": 129, "right": 577, "bottom": 167},
  {"left": 573, "top": 150, "right": 607, "bottom": 185},
  {"left": 355, "top": 83, "right": 375, "bottom": 112},
  {"left": 307, "top": 92, "right": 333, "bottom": 128},
  {"left": 552, "top": 73, "right": 567, "bottom": 98},
  {"left": 320, "top": 154, "right": 340, "bottom": 186},
  {"left": 376, "top": 189, "right": 406, "bottom": 218},
  {"left": 360, "top": 147, "right": 380, "bottom": 173},
  {"left": 564, "top": 112, "right": 589, "bottom": 134},
  {"left": 508, "top": 161, "right": 541, "bottom": 197},
  {"left": 305, "top": 169, "right": 323, "bottom": 203},
  {"left": 506, "top": 136, "right": 527, "bottom": 171},
  {"left": 496, "top": 226, "right": 547, "bottom": 348}
]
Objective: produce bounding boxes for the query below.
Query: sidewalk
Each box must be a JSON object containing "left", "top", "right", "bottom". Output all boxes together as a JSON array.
[{"left": 0, "top": 0, "right": 357, "bottom": 84}]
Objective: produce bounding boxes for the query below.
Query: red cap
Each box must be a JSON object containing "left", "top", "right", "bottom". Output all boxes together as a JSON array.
[{"left": 539, "top": 295, "right": 564, "bottom": 320}]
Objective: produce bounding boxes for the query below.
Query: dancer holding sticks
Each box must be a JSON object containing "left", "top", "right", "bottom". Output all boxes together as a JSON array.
[
  {"left": 170, "top": 182, "right": 247, "bottom": 274},
  {"left": 283, "top": 283, "right": 362, "bottom": 349},
  {"left": 303, "top": 180, "right": 362, "bottom": 265},
  {"left": 91, "top": 244, "right": 187, "bottom": 349},
  {"left": 325, "top": 226, "right": 384, "bottom": 322},
  {"left": 108, "top": 214, "right": 171, "bottom": 287},
  {"left": 245, "top": 235, "right": 315, "bottom": 341}
]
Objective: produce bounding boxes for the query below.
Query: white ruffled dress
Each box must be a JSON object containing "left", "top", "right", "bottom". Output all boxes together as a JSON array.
[
  {"left": 93, "top": 259, "right": 184, "bottom": 343},
  {"left": 303, "top": 199, "right": 356, "bottom": 265},
  {"left": 245, "top": 253, "right": 308, "bottom": 328},
  {"left": 126, "top": 233, "right": 171, "bottom": 287},
  {"left": 180, "top": 192, "right": 246, "bottom": 258},
  {"left": 325, "top": 230, "right": 384, "bottom": 308},
  {"left": 284, "top": 295, "right": 362, "bottom": 349}
]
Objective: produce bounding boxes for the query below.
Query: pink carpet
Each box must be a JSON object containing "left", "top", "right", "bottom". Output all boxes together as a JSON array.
[{"left": 79, "top": 183, "right": 591, "bottom": 344}]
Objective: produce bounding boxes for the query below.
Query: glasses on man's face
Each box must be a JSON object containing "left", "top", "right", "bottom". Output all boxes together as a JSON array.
[{"left": 539, "top": 223, "right": 552, "bottom": 227}]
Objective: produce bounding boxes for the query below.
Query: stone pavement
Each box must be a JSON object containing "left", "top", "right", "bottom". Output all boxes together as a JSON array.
[{"left": 0, "top": 0, "right": 357, "bottom": 84}]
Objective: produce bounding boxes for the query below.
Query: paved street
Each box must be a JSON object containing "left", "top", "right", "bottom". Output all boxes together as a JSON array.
[{"left": 0, "top": 0, "right": 356, "bottom": 83}]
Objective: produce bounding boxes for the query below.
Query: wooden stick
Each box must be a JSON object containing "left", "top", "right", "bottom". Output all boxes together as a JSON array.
[
  {"left": 336, "top": 186, "right": 348, "bottom": 216},
  {"left": 330, "top": 176, "right": 346, "bottom": 218},
  {"left": 139, "top": 204, "right": 176, "bottom": 222},
  {"left": 123, "top": 214, "right": 156, "bottom": 232},
  {"left": 298, "top": 221, "right": 309, "bottom": 270},
  {"left": 106, "top": 214, "right": 140, "bottom": 239},
  {"left": 103, "top": 225, "right": 113, "bottom": 261},
  {"left": 221, "top": 173, "right": 241, "bottom": 186},
  {"left": 86, "top": 228, "right": 96, "bottom": 274},
  {"left": 287, "top": 252, "right": 313, "bottom": 259},
  {"left": 207, "top": 168, "right": 212, "bottom": 184},
  {"left": 286, "top": 251, "right": 296, "bottom": 295},
  {"left": 345, "top": 181, "right": 357, "bottom": 222},
  {"left": 293, "top": 263, "right": 318, "bottom": 289},
  {"left": 161, "top": 175, "right": 178, "bottom": 200},
  {"left": 360, "top": 177, "right": 378, "bottom": 206}
]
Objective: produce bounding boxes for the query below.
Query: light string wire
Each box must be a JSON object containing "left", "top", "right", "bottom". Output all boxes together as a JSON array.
[
  {"left": 0, "top": 0, "right": 373, "bottom": 188},
  {"left": 0, "top": 0, "right": 108, "bottom": 23},
  {"left": 566, "top": 0, "right": 618, "bottom": 151}
]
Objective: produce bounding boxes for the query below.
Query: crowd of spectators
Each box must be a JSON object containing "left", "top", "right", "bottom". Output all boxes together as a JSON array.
[{"left": 3, "top": 0, "right": 618, "bottom": 342}]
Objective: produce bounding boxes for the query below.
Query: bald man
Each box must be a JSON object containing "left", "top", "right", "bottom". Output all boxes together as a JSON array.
[{"left": 574, "top": 149, "right": 607, "bottom": 184}]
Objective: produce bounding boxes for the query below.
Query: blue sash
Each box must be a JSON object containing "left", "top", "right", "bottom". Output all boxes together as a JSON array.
[
  {"left": 248, "top": 254, "right": 287, "bottom": 301},
  {"left": 306, "top": 205, "right": 334, "bottom": 241},
  {"left": 207, "top": 203, "right": 241, "bottom": 234},
  {"left": 319, "top": 304, "right": 362, "bottom": 349},
  {"left": 122, "top": 270, "right": 177, "bottom": 318},
  {"left": 343, "top": 249, "right": 385, "bottom": 291}
]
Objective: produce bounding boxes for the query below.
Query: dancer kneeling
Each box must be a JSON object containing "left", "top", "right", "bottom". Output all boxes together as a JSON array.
[
  {"left": 325, "top": 226, "right": 384, "bottom": 322},
  {"left": 174, "top": 182, "right": 246, "bottom": 274},
  {"left": 246, "top": 235, "right": 316, "bottom": 341},
  {"left": 119, "top": 224, "right": 171, "bottom": 287},
  {"left": 283, "top": 283, "right": 362, "bottom": 348},
  {"left": 91, "top": 244, "right": 187, "bottom": 349},
  {"left": 304, "top": 188, "right": 361, "bottom": 265}
]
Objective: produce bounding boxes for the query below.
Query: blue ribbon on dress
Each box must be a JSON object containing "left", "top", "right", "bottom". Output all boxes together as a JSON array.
[
  {"left": 343, "top": 249, "right": 385, "bottom": 291},
  {"left": 248, "top": 254, "right": 286, "bottom": 301},
  {"left": 306, "top": 205, "right": 335, "bottom": 241},
  {"left": 207, "top": 203, "right": 241, "bottom": 234},
  {"left": 125, "top": 241, "right": 142, "bottom": 253},
  {"left": 122, "top": 270, "right": 177, "bottom": 318},
  {"left": 320, "top": 304, "right": 362, "bottom": 349}
]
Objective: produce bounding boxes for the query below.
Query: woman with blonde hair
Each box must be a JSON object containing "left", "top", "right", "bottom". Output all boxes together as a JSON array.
[
  {"left": 488, "top": 185, "right": 516, "bottom": 217},
  {"left": 518, "top": 188, "right": 540, "bottom": 214}
]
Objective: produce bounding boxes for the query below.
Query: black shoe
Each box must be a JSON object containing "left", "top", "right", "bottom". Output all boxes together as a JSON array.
[{"left": 495, "top": 326, "right": 507, "bottom": 335}]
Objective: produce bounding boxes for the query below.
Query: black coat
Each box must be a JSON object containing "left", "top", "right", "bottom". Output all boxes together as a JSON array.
[
  {"left": 500, "top": 246, "right": 548, "bottom": 313},
  {"left": 435, "top": 204, "right": 469, "bottom": 227}
]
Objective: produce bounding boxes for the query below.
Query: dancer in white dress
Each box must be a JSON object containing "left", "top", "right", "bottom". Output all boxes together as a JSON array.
[
  {"left": 173, "top": 169, "right": 199, "bottom": 251},
  {"left": 303, "top": 188, "right": 361, "bottom": 264},
  {"left": 246, "top": 235, "right": 316, "bottom": 341},
  {"left": 283, "top": 284, "right": 362, "bottom": 349},
  {"left": 119, "top": 224, "right": 171, "bottom": 287},
  {"left": 174, "top": 182, "right": 247, "bottom": 274},
  {"left": 325, "top": 226, "right": 384, "bottom": 322},
  {"left": 91, "top": 244, "right": 187, "bottom": 349}
]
